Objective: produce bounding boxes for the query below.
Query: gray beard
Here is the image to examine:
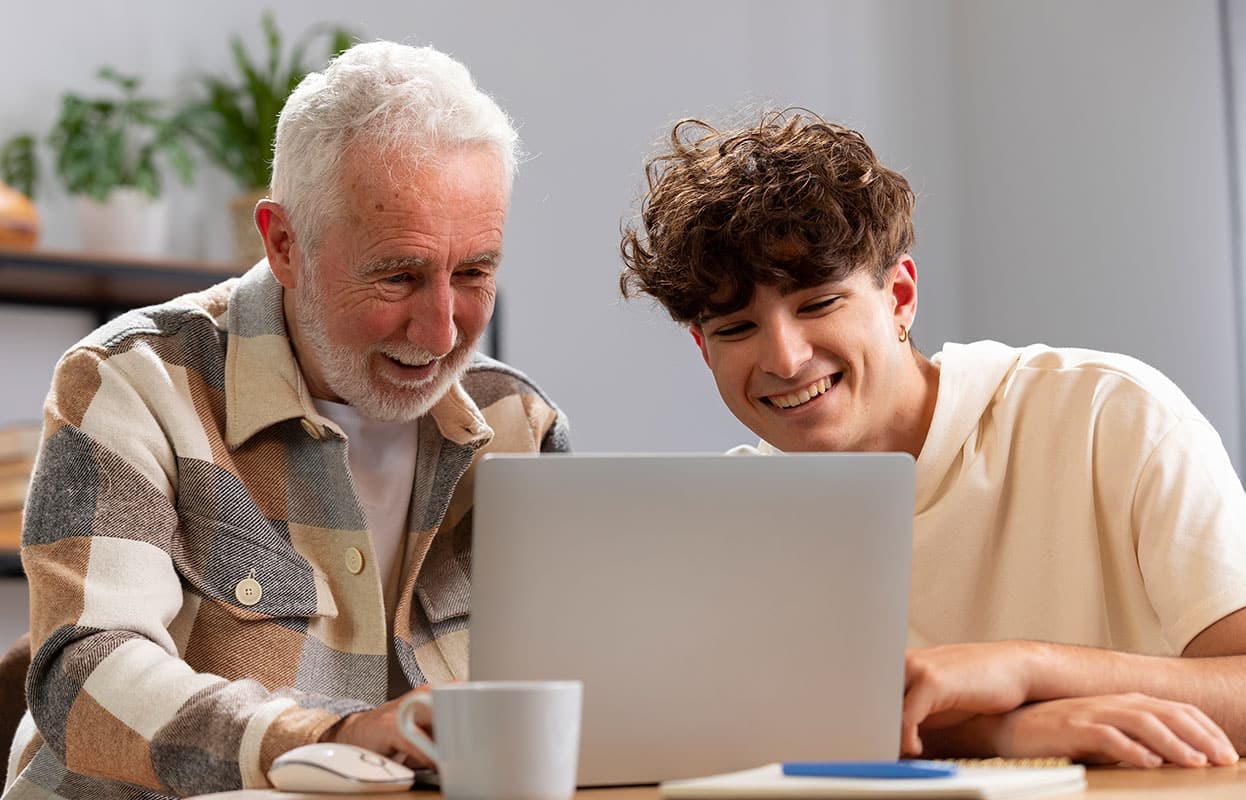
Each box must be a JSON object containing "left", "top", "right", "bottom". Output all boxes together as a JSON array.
[{"left": 291, "top": 265, "right": 475, "bottom": 422}]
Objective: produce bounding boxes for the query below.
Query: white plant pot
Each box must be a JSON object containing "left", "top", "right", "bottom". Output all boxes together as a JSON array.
[{"left": 76, "top": 188, "right": 169, "bottom": 258}]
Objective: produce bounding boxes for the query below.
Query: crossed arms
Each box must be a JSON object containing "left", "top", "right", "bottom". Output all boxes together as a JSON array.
[{"left": 903, "top": 606, "right": 1246, "bottom": 767}]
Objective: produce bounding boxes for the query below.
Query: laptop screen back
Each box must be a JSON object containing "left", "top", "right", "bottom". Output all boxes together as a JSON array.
[{"left": 469, "top": 453, "right": 913, "bottom": 786}]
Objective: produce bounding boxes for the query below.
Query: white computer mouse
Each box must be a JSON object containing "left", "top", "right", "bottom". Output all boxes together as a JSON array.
[{"left": 267, "top": 742, "right": 416, "bottom": 794}]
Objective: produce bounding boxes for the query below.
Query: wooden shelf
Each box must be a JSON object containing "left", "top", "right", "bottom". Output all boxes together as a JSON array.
[
  {"left": 0, "top": 249, "right": 245, "bottom": 573},
  {"left": 0, "top": 247, "right": 246, "bottom": 324}
]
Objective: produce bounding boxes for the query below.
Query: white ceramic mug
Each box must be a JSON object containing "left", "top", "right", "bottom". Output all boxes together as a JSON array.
[{"left": 398, "top": 680, "right": 583, "bottom": 800}]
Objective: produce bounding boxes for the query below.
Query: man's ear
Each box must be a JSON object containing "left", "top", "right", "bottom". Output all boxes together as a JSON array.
[
  {"left": 690, "top": 325, "right": 710, "bottom": 368},
  {"left": 888, "top": 254, "right": 918, "bottom": 331},
  {"left": 256, "top": 199, "right": 299, "bottom": 289}
]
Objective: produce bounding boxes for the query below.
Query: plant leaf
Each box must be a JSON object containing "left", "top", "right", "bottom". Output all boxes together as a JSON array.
[
  {"left": 181, "top": 15, "right": 356, "bottom": 190},
  {"left": 98, "top": 66, "right": 140, "bottom": 93},
  {"left": 0, "top": 135, "right": 38, "bottom": 198}
]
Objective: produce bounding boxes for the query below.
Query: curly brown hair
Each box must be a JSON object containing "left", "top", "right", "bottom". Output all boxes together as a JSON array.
[{"left": 620, "top": 110, "right": 915, "bottom": 323}]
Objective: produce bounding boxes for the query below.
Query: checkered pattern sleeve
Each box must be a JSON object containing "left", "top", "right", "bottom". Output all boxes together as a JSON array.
[
  {"left": 20, "top": 342, "right": 366, "bottom": 796},
  {"left": 541, "top": 406, "right": 571, "bottom": 454}
]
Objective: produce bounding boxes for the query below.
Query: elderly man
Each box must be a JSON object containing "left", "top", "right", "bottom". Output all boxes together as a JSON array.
[
  {"left": 620, "top": 111, "right": 1246, "bottom": 769},
  {"left": 4, "top": 41, "right": 567, "bottom": 799}
]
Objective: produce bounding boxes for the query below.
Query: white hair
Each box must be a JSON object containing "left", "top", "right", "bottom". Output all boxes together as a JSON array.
[{"left": 271, "top": 40, "right": 519, "bottom": 251}]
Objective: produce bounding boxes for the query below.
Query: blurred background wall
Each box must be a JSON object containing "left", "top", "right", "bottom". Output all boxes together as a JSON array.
[{"left": 0, "top": 0, "right": 1240, "bottom": 643}]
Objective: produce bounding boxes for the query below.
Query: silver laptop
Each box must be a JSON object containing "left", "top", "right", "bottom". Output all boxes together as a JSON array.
[{"left": 469, "top": 453, "right": 913, "bottom": 786}]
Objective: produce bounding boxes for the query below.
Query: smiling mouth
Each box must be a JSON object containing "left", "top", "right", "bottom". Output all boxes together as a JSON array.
[
  {"left": 762, "top": 373, "right": 842, "bottom": 409},
  {"left": 380, "top": 353, "right": 440, "bottom": 384},
  {"left": 385, "top": 354, "right": 435, "bottom": 369}
]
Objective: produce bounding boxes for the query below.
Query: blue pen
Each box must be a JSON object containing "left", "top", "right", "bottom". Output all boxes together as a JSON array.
[{"left": 782, "top": 760, "right": 958, "bottom": 779}]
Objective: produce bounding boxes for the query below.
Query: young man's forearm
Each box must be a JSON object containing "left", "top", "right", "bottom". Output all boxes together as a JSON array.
[
  {"left": 1022, "top": 642, "right": 1246, "bottom": 750},
  {"left": 904, "top": 623, "right": 1246, "bottom": 763}
]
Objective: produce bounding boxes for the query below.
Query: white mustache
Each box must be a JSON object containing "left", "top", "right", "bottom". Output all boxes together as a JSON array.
[{"left": 378, "top": 333, "right": 462, "bottom": 365}]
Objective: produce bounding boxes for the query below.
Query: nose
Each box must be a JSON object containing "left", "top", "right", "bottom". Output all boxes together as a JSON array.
[
  {"left": 758, "top": 317, "right": 811, "bottom": 380},
  {"left": 406, "top": 275, "right": 457, "bottom": 358}
]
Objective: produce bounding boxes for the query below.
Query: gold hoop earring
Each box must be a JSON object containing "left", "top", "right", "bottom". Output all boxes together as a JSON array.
[{"left": 899, "top": 325, "right": 909, "bottom": 343}]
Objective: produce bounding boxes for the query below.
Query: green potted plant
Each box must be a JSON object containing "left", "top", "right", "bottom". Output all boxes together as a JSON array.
[
  {"left": 184, "top": 13, "right": 355, "bottom": 265},
  {"left": 2, "top": 67, "right": 195, "bottom": 256}
]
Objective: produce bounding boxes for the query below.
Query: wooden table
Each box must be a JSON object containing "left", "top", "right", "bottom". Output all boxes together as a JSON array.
[
  {"left": 1081, "top": 763, "right": 1246, "bottom": 797},
  {"left": 192, "top": 762, "right": 1246, "bottom": 799}
]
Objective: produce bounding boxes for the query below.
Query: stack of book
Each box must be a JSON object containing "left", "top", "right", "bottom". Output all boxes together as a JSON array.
[{"left": 0, "top": 423, "right": 41, "bottom": 557}]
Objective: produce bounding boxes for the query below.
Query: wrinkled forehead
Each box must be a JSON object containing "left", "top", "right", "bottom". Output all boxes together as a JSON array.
[{"left": 328, "top": 149, "right": 510, "bottom": 242}]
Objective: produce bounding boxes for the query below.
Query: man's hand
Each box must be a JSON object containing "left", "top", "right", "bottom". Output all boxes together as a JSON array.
[
  {"left": 320, "top": 687, "right": 436, "bottom": 768},
  {"left": 903, "top": 642, "right": 1039, "bottom": 756},
  {"left": 988, "top": 694, "right": 1238, "bottom": 768}
]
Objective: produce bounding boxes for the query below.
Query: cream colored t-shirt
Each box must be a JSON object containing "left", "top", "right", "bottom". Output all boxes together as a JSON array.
[{"left": 743, "top": 341, "right": 1246, "bottom": 655}]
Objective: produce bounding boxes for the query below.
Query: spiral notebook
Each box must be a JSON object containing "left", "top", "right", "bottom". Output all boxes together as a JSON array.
[{"left": 659, "top": 762, "right": 1087, "bottom": 799}]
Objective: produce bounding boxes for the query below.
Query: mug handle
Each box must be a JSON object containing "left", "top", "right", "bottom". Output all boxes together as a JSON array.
[{"left": 397, "top": 692, "right": 440, "bottom": 768}]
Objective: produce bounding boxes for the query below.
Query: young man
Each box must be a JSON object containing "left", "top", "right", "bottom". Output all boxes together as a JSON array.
[{"left": 620, "top": 112, "right": 1246, "bottom": 768}]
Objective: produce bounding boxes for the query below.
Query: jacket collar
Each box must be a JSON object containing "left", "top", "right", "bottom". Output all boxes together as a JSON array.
[{"left": 223, "top": 262, "right": 493, "bottom": 450}]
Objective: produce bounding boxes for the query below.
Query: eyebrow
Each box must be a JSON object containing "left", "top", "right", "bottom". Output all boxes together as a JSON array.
[
  {"left": 462, "top": 250, "right": 503, "bottom": 268},
  {"left": 696, "top": 283, "right": 845, "bottom": 324},
  {"left": 360, "top": 256, "right": 430, "bottom": 278},
  {"left": 360, "top": 250, "right": 503, "bottom": 278}
]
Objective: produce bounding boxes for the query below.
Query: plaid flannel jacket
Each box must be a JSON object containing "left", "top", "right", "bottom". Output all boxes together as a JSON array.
[{"left": 5, "top": 263, "right": 569, "bottom": 799}]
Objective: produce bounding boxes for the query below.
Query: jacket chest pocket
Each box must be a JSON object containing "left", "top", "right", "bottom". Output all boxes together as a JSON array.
[{"left": 174, "top": 510, "right": 331, "bottom": 621}]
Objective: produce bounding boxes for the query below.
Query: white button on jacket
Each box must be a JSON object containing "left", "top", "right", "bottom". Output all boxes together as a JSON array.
[
  {"left": 234, "top": 577, "right": 263, "bottom": 606},
  {"left": 345, "top": 546, "right": 364, "bottom": 575}
]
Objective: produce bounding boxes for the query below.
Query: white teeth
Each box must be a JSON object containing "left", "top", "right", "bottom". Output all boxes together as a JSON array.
[
  {"left": 769, "top": 375, "right": 837, "bottom": 409},
  {"left": 390, "top": 355, "right": 433, "bottom": 368}
]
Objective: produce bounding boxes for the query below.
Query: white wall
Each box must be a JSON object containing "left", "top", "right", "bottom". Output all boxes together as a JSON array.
[{"left": 951, "top": 0, "right": 1242, "bottom": 470}]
